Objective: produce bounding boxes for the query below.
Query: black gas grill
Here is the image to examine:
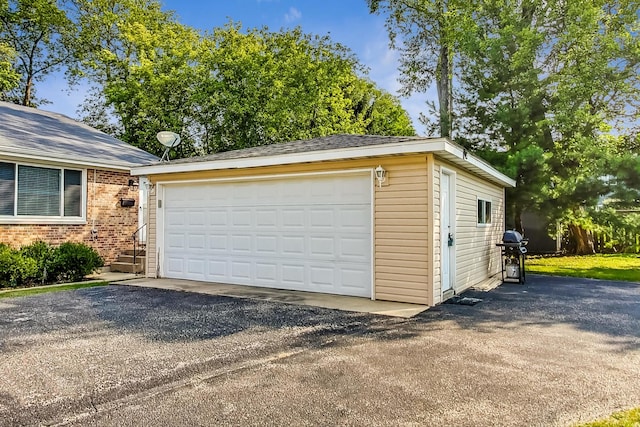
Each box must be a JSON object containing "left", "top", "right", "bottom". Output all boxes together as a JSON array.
[{"left": 496, "top": 230, "right": 528, "bottom": 283}]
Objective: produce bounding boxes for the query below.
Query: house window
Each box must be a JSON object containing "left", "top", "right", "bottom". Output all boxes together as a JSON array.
[
  {"left": 477, "top": 198, "right": 492, "bottom": 225},
  {"left": 0, "top": 162, "right": 84, "bottom": 220}
]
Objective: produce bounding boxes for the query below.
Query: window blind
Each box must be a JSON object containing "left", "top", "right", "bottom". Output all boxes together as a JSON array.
[{"left": 17, "top": 165, "right": 60, "bottom": 216}]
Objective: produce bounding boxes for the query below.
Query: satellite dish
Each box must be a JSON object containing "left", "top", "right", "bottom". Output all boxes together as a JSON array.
[{"left": 156, "top": 131, "right": 182, "bottom": 162}]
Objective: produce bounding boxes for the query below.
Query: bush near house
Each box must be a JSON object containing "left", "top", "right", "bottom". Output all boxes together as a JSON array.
[{"left": 0, "top": 241, "right": 104, "bottom": 288}]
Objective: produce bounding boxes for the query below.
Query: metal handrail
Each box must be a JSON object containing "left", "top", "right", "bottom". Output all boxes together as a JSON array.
[{"left": 132, "top": 223, "right": 147, "bottom": 269}]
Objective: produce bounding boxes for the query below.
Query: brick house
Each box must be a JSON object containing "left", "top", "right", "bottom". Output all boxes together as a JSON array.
[{"left": 0, "top": 101, "right": 158, "bottom": 266}]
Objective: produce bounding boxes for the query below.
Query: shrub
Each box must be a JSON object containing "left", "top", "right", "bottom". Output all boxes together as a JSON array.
[
  {"left": 0, "top": 245, "right": 38, "bottom": 288},
  {"left": 20, "top": 241, "right": 55, "bottom": 285},
  {"left": 52, "top": 242, "right": 104, "bottom": 283}
]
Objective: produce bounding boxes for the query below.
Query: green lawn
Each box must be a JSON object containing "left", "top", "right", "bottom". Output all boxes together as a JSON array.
[
  {"left": 577, "top": 408, "right": 640, "bottom": 427},
  {"left": 526, "top": 253, "right": 640, "bottom": 282},
  {"left": 0, "top": 281, "right": 109, "bottom": 299}
]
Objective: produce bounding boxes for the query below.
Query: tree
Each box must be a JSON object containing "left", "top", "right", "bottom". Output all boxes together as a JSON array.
[
  {"left": 0, "top": 0, "right": 75, "bottom": 106},
  {"left": 0, "top": 41, "right": 19, "bottom": 94},
  {"left": 456, "top": 0, "right": 640, "bottom": 253},
  {"left": 367, "top": 0, "right": 473, "bottom": 137},
  {"left": 75, "top": 16, "right": 415, "bottom": 156},
  {"left": 192, "top": 24, "right": 414, "bottom": 154}
]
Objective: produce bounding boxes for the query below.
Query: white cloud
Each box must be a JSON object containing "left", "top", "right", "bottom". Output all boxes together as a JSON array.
[{"left": 284, "top": 7, "right": 301, "bottom": 23}]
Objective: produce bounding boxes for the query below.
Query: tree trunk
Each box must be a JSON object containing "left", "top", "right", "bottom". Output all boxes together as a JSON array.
[
  {"left": 22, "top": 75, "right": 33, "bottom": 106},
  {"left": 513, "top": 203, "right": 524, "bottom": 235},
  {"left": 436, "top": 43, "right": 452, "bottom": 138},
  {"left": 568, "top": 223, "right": 596, "bottom": 255}
]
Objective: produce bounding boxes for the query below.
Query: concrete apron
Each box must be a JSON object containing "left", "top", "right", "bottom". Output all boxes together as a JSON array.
[{"left": 112, "top": 278, "right": 429, "bottom": 318}]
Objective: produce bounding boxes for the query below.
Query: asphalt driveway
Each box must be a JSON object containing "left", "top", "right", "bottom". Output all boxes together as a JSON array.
[{"left": 0, "top": 275, "right": 639, "bottom": 426}]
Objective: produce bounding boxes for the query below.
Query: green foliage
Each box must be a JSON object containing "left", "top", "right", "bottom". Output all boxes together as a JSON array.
[
  {"left": 19, "top": 240, "right": 55, "bottom": 284},
  {"left": 0, "top": 241, "right": 104, "bottom": 288},
  {"left": 0, "top": 0, "right": 76, "bottom": 105},
  {"left": 577, "top": 407, "right": 640, "bottom": 427},
  {"left": 52, "top": 242, "right": 104, "bottom": 283},
  {"left": 0, "top": 41, "right": 19, "bottom": 94},
  {"left": 0, "top": 244, "right": 38, "bottom": 288},
  {"left": 527, "top": 254, "right": 640, "bottom": 282},
  {"left": 0, "top": 281, "right": 109, "bottom": 299},
  {"left": 79, "top": 18, "right": 415, "bottom": 156},
  {"left": 368, "top": 0, "right": 475, "bottom": 137}
]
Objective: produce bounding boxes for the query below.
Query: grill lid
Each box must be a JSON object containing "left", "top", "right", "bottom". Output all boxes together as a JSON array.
[{"left": 503, "top": 230, "right": 524, "bottom": 243}]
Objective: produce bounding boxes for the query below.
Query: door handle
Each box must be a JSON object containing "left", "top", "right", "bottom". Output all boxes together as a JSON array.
[{"left": 448, "top": 233, "right": 454, "bottom": 247}]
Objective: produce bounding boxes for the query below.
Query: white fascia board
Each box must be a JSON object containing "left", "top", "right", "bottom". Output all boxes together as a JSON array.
[
  {"left": 0, "top": 149, "right": 132, "bottom": 172},
  {"left": 131, "top": 137, "right": 516, "bottom": 188},
  {"left": 131, "top": 139, "right": 449, "bottom": 176},
  {"left": 441, "top": 141, "right": 516, "bottom": 188}
]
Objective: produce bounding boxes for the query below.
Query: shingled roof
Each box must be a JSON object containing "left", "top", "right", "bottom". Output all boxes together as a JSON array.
[
  {"left": 133, "top": 133, "right": 516, "bottom": 187},
  {"left": 167, "top": 134, "right": 426, "bottom": 164},
  {"left": 0, "top": 101, "right": 158, "bottom": 169}
]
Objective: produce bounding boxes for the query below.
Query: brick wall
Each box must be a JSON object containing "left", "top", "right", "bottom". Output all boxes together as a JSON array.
[{"left": 0, "top": 169, "right": 140, "bottom": 265}]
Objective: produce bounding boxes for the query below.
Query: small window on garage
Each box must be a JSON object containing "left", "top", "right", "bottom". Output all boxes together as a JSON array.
[{"left": 477, "top": 198, "right": 492, "bottom": 225}]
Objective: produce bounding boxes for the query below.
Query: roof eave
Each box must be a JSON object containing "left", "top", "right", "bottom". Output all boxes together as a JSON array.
[
  {"left": 0, "top": 149, "right": 152, "bottom": 171},
  {"left": 131, "top": 138, "right": 516, "bottom": 188}
]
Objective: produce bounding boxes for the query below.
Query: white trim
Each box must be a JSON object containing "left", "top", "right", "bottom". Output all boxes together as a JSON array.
[
  {"left": 0, "top": 150, "right": 135, "bottom": 172},
  {"left": 370, "top": 168, "right": 376, "bottom": 301},
  {"left": 155, "top": 168, "right": 373, "bottom": 186},
  {"left": 440, "top": 167, "right": 457, "bottom": 299},
  {"left": 131, "top": 138, "right": 516, "bottom": 188},
  {"left": 156, "top": 184, "right": 165, "bottom": 278},
  {"left": 476, "top": 196, "right": 493, "bottom": 227}
]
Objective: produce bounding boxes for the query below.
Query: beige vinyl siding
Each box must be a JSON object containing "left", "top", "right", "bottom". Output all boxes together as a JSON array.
[
  {"left": 435, "top": 159, "right": 504, "bottom": 294},
  {"left": 374, "top": 157, "right": 429, "bottom": 304},
  {"left": 145, "top": 155, "right": 431, "bottom": 305}
]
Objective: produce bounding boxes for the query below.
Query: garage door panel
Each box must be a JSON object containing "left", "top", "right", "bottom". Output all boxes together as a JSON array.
[
  {"left": 231, "top": 235, "right": 252, "bottom": 253},
  {"left": 310, "top": 265, "right": 335, "bottom": 288},
  {"left": 188, "top": 234, "right": 205, "bottom": 249},
  {"left": 208, "top": 260, "right": 227, "bottom": 279},
  {"left": 188, "top": 210, "right": 206, "bottom": 226},
  {"left": 340, "top": 237, "right": 370, "bottom": 261},
  {"left": 309, "top": 236, "right": 335, "bottom": 257},
  {"left": 231, "top": 261, "right": 251, "bottom": 280},
  {"left": 166, "top": 210, "right": 185, "bottom": 226},
  {"left": 282, "top": 264, "right": 305, "bottom": 286},
  {"left": 232, "top": 209, "right": 252, "bottom": 228},
  {"left": 256, "top": 235, "right": 277, "bottom": 254},
  {"left": 282, "top": 209, "right": 305, "bottom": 228},
  {"left": 341, "top": 268, "right": 370, "bottom": 294},
  {"left": 256, "top": 209, "right": 277, "bottom": 227},
  {"left": 310, "top": 208, "right": 335, "bottom": 228},
  {"left": 340, "top": 207, "right": 370, "bottom": 232},
  {"left": 209, "top": 234, "right": 227, "bottom": 251},
  {"left": 281, "top": 235, "right": 305, "bottom": 256},
  {"left": 255, "top": 262, "right": 277, "bottom": 284},
  {"left": 208, "top": 210, "right": 228, "bottom": 226},
  {"left": 163, "top": 173, "right": 371, "bottom": 298},
  {"left": 166, "top": 233, "right": 185, "bottom": 249}
]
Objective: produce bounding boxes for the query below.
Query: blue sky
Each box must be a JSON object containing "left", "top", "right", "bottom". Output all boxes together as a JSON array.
[{"left": 40, "top": 0, "right": 435, "bottom": 135}]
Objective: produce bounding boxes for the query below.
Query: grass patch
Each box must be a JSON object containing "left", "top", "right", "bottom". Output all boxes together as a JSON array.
[
  {"left": 526, "top": 253, "right": 640, "bottom": 282},
  {"left": 0, "top": 281, "right": 109, "bottom": 299},
  {"left": 577, "top": 407, "right": 640, "bottom": 426}
]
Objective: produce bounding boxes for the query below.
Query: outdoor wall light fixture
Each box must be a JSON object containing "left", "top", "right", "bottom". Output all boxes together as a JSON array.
[
  {"left": 375, "top": 165, "right": 387, "bottom": 187},
  {"left": 128, "top": 179, "right": 139, "bottom": 188}
]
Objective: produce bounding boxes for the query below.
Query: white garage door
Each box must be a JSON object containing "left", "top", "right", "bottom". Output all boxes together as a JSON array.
[{"left": 161, "top": 172, "right": 372, "bottom": 298}]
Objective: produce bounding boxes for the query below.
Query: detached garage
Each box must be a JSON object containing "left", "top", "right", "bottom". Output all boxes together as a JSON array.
[{"left": 132, "top": 135, "right": 515, "bottom": 306}]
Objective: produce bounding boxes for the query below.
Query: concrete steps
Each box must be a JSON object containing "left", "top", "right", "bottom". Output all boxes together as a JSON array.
[{"left": 111, "top": 248, "right": 146, "bottom": 274}]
